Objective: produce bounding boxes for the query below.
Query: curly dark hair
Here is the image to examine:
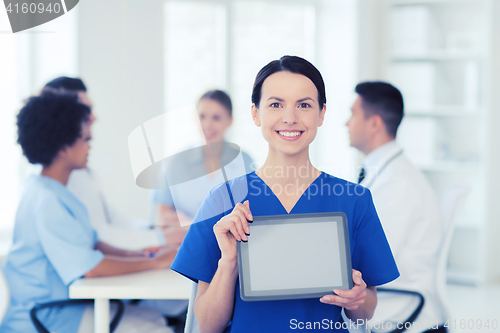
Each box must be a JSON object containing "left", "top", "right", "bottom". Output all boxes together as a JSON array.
[
  {"left": 17, "top": 91, "right": 91, "bottom": 166},
  {"left": 44, "top": 76, "right": 87, "bottom": 92}
]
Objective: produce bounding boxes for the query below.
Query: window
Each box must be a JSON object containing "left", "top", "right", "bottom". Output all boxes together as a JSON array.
[
  {"left": 164, "top": 0, "right": 317, "bottom": 168},
  {"left": 0, "top": 8, "right": 78, "bottom": 242}
]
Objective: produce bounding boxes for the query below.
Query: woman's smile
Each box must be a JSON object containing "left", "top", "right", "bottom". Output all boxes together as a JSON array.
[{"left": 276, "top": 130, "right": 304, "bottom": 141}]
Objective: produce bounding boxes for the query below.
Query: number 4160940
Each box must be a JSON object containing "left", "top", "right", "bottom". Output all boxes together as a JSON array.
[
  {"left": 6, "top": 2, "right": 62, "bottom": 14},
  {"left": 444, "top": 319, "right": 498, "bottom": 330}
]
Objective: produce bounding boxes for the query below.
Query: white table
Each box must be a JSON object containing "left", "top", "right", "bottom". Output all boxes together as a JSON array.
[{"left": 69, "top": 269, "right": 191, "bottom": 333}]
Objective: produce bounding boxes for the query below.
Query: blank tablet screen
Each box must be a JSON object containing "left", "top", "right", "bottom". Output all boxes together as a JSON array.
[
  {"left": 237, "top": 212, "right": 352, "bottom": 301},
  {"left": 248, "top": 221, "right": 342, "bottom": 291}
]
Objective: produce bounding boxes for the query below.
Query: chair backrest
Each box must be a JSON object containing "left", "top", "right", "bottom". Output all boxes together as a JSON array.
[
  {"left": 184, "top": 281, "right": 199, "bottom": 333},
  {"left": 435, "top": 184, "right": 470, "bottom": 317},
  {"left": 0, "top": 268, "right": 10, "bottom": 324}
]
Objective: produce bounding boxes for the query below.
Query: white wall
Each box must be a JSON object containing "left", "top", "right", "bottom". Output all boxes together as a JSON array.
[
  {"left": 485, "top": 0, "right": 500, "bottom": 284},
  {"left": 313, "top": 0, "right": 359, "bottom": 181},
  {"left": 78, "top": 0, "right": 165, "bottom": 219}
]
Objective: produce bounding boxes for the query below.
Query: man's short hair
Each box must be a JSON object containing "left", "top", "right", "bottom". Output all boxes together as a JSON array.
[
  {"left": 17, "top": 91, "right": 91, "bottom": 166},
  {"left": 355, "top": 81, "right": 404, "bottom": 138}
]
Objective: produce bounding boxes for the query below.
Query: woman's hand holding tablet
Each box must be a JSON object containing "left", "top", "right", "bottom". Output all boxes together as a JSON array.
[
  {"left": 320, "top": 269, "right": 367, "bottom": 309},
  {"left": 213, "top": 200, "right": 253, "bottom": 260},
  {"left": 320, "top": 269, "right": 378, "bottom": 321}
]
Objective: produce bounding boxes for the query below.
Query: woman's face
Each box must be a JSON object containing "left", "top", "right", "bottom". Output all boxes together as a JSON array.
[
  {"left": 198, "top": 98, "right": 233, "bottom": 143},
  {"left": 62, "top": 121, "right": 92, "bottom": 170},
  {"left": 251, "top": 71, "right": 326, "bottom": 157}
]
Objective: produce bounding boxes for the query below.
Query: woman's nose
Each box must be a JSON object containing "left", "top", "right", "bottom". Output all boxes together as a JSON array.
[{"left": 282, "top": 107, "right": 298, "bottom": 125}]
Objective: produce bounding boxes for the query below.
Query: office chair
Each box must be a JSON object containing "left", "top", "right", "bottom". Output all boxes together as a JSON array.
[
  {"left": 30, "top": 299, "right": 125, "bottom": 333},
  {"left": 370, "top": 288, "right": 425, "bottom": 333},
  {"left": 435, "top": 184, "right": 470, "bottom": 321},
  {"left": 371, "top": 184, "right": 470, "bottom": 333},
  {"left": 0, "top": 268, "right": 10, "bottom": 324},
  {"left": 184, "top": 281, "right": 200, "bottom": 333}
]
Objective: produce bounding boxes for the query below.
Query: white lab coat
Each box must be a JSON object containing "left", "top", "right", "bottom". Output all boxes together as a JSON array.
[
  {"left": 361, "top": 141, "right": 446, "bottom": 333},
  {"left": 67, "top": 169, "right": 165, "bottom": 250}
]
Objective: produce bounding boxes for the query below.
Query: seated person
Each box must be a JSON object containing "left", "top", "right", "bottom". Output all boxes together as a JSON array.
[
  {"left": 152, "top": 89, "right": 254, "bottom": 227},
  {"left": 43, "top": 76, "right": 186, "bottom": 250},
  {"left": 42, "top": 77, "right": 189, "bottom": 322},
  {"left": 346, "top": 82, "right": 446, "bottom": 332},
  {"left": 0, "top": 91, "right": 175, "bottom": 333}
]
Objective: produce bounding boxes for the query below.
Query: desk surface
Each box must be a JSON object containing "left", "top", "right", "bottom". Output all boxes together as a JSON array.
[{"left": 69, "top": 268, "right": 191, "bottom": 300}]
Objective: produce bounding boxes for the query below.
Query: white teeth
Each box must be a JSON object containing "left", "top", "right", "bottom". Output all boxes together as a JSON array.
[{"left": 278, "top": 131, "right": 302, "bottom": 137}]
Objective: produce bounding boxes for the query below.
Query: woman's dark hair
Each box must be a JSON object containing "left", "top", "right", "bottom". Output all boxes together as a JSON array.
[
  {"left": 251, "top": 55, "right": 326, "bottom": 108},
  {"left": 355, "top": 81, "right": 404, "bottom": 138},
  {"left": 198, "top": 90, "right": 233, "bottom": 116},
  {"left": 44, "top": 76, "right": 87, "bottom": 92},
  {"left": 17, "top": 91, "right": 91, "bottom": 166}
]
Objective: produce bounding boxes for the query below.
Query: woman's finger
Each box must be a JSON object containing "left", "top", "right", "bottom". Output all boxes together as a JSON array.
[
  {"left": 244, "top": 200, "right": 252, "bottom": 219},
  {"left": 230, "top": 215, "right": 247, "bottom": 241},
  {"left": 234, "top": 209, "right": 250, "bottom": 235},
  {"left": 228, "top": 222, "right": 242, "bottom": 241},
  {"left": 236, "top": 200, "right": 253, "bottom": 222},
  {"left": 352, "top": 269, "right": 364, "bottom": 286},
  {"left": 319, "top": 294, "right": 366, "bottom": 307},
  {"left": 333, "top": 284, "right": 366, "bottom": 299}
]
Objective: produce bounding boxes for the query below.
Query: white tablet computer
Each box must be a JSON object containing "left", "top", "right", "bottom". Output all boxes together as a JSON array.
[{"left": 237, "top": 212, "right": 352, "bottom": 301}]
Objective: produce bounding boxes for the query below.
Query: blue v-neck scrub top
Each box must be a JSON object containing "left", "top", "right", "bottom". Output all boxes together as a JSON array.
[
  {"left": 171, "top": 172, "right": 399, "bottom": 332},
  {"left": 0, "top": 176, "right": 104, "bottom": 333}
]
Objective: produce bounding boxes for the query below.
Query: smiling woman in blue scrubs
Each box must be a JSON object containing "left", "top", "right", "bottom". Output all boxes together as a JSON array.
[
  {"left": 0, "top": 92, "right": 175, "bottom": 333},
  {"left": 171, "top": 56, "right": 400, "bottom": 332}
]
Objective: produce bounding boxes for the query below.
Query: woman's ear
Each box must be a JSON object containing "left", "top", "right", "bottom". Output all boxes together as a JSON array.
[
  {"left": 251, "top": 104, "right": 261, "bottom": 127},
  {"left": 318, "top": 104, "right": 326, "bottom": 127},
  {"left": 56, "top": 146, "right": 69, "bottom": 162}
]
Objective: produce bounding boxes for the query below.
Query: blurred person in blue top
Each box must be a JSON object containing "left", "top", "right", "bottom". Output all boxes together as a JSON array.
[
  {"left": 152, "top": 89, "right": 254, "bottom": 227},
  {"left": 43, "top": 77, "right": 185, "bottom": 251},
  {"left": 170, "top": 56, "right": 400, "bottom": 332},
  {"left": 0, "top": 91, "right": 175, "bottom": 333},
  {"left": 41, "top": 77, "right": 189, "bottom": 323}
]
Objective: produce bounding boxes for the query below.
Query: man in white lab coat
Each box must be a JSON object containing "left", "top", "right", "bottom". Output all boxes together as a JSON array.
[{"left": 346, "top": 81, "right": 446, "bottom": 332}]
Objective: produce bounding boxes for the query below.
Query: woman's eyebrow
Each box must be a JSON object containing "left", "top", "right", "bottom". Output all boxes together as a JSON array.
[
  {"left": 267, "top": 97, "right": 284, "bottom": 102},
  {"left": 297, "top": 97, "right": 314, "bottom": 103}
]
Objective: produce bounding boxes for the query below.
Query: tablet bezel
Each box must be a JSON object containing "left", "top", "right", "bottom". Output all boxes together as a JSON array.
[{"left": 237, "top": 212, "right": 353, "bottom": 302}]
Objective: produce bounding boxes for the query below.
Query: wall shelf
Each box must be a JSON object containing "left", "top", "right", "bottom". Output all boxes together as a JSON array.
[
  {"left": 405, "top": 106, "right": 483, "bottom": 117},
  {"left": 418, "top": 161, "right": 481, "bottom": 173},
  {"left": 391, "top": 51, "right": 484, "bottom": 62},
  {"left": 391, "top": 0, "right": 486, "bottom": 6},
  {"left": 358, "top": 0, "right": 497, "bottom": 285}
]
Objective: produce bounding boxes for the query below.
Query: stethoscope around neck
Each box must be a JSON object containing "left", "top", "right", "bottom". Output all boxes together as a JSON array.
[{"left": 362, "top": 149, "right": 404, "bottom": 188}]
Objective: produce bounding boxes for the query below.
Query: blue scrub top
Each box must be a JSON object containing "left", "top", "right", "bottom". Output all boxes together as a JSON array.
[
  {"left": 171, "top": 172, "right": 399, "bottom": 332},
  {"left": 151, "top": 145, "right": 254, "bottom": 218},
  {"left": 0, "top": 175, "right": 104, "bottom": 333}
]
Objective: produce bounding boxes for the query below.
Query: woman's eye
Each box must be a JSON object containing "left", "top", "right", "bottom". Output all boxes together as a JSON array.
[
  {"left": 299, "top": 103, "right": 311, "bottom": 108},
  {"left": 199, "top": 114, "right": 205, "bottom": 120},
  {"left": 270, "top": 102, "right": 281, "bottom": 108},
  {"left": 213, "top": 116, "right": 220, "bottom": 121}
]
